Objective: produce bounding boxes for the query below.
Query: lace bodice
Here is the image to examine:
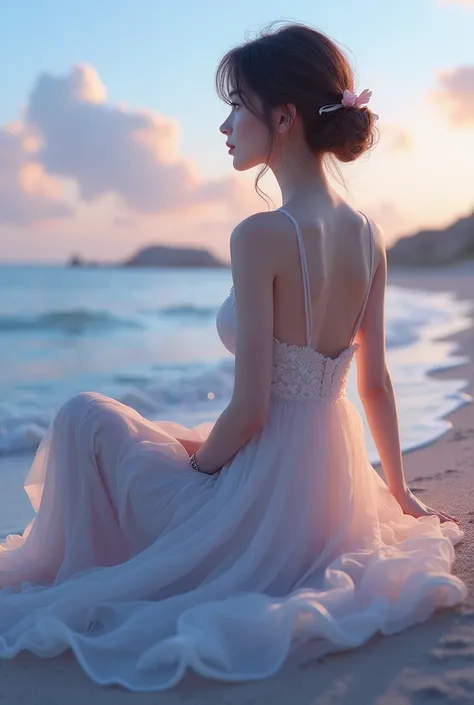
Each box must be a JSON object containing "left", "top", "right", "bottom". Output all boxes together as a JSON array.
[
  {"left": 215, "top": 208, "right": 374, "bottom": 403},
  {"left": 271, "top": 336, "right": 358, "bottom": 401}
]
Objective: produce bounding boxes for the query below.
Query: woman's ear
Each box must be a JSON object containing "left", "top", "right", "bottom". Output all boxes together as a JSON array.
[{"left": 275, "top": 103, "right": 297, "bottom": 135}]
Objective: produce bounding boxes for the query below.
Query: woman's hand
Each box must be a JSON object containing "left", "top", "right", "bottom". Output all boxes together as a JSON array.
[{"left": 394, "top": 487, "right": 459, "bottom": 524}]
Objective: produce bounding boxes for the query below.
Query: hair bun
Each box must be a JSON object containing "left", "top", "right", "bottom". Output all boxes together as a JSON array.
[{"left": 318, "top": 105, "right": 377, "bottom": 163}]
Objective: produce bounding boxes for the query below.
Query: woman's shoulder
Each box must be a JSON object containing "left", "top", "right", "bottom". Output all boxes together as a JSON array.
[
  {"left": 359, "top": 210, "right": 384, "bottom": 242},
  {"left": 230, "top": 210, "right": 289, "bottom": 242},
  {"left": 341, "top": 202, "right": 385, "bottom": 268},
  {"left": 361, "top": 213, "right": 386, "bottom": 270},
  {"left": 229, "top": 211, "right": 290, "bottom": 269},
  {"left": 337, "top": 202, "right": 385, "bottom": 249}
]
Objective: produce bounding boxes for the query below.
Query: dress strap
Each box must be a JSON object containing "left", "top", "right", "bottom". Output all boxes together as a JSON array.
[
  {"left": 278, "top": 208, "right": 312, "bottom": 348},
  {"left": 349, "top": 212, "right": 375, "bottom": 345}
]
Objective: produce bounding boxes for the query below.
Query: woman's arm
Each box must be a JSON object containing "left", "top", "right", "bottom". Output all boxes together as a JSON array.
[
  {"left": 355, "top": 234, "right": 407, "bottom": 499},
  {"left": 355, "top": 222, "right": 458, "bottom": 523},
  {"left": 193, "top": 215, "right": 275, "bottom": 475}
]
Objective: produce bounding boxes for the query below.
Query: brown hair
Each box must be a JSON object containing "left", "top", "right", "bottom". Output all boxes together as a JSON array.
[{"left": 215, "top": 20, "right": 379, "bottom": 205}]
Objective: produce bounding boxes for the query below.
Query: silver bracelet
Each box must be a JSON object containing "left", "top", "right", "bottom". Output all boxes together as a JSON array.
[{"left": 189, "top": 452, "right": 201, "bottom": 472}]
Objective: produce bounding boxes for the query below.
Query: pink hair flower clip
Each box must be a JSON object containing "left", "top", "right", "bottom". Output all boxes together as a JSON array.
[{"left": 319, "top": 88, "right": 379, "bottom": 120}]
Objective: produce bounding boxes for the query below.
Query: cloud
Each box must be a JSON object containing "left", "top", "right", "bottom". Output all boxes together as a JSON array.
[
  {"left": 0, "top": 123, "right": 73, "bottom": 226},
  {"left": 26, "top": 65, "right": 242, "bottom": 216},
  {"left": 379, "top": 124, "right": 413, "bottom": 153},
  {"left": 431, "top": 65, "right": 474, "bottom": 126},
  {"left": 0, "top": 64, "right": 253, "bottom": 230}
]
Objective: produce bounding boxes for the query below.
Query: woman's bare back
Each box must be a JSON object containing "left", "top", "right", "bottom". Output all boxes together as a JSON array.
[{"left": 271, "top": 200, "right": 381, "bottom": 359}]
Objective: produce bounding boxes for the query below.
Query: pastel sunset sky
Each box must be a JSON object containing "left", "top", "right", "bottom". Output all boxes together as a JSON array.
[{"left": 1, "top": 0, "right": 473, "bottom": 263}]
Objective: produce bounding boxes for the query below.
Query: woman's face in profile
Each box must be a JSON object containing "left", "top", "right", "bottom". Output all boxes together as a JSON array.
[{"left": 219, "top": 90, "right": 271, "bottom": 172}]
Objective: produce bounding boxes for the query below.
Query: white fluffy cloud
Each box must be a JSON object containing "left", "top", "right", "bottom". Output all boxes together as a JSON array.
[
  {"left": 0, "top": 65, "right": 246, "bottom": 227},
  {"left": 27, "top": 65, "right": 241, "bottom": 214}
]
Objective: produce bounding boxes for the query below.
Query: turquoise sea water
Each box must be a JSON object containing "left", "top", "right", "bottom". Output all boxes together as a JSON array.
[{"left": 0, "top": 263, "right": 471, "bottom": 463}]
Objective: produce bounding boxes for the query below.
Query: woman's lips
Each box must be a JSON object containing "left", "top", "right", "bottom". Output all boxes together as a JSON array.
[{"left": 228, "top": 146, "right": 235, "bottom": 154}]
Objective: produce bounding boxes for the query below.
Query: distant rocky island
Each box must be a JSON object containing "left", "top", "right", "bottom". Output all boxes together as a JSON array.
[
  {"left": 67, "top": 245, "right": 228, "bottom": 269},
  {"left": 67, "top": 210, "right": 474, "bottom": 269},
  {"left": 123, "top": 245, "right": 226, "bottom": 268},
  {"left": 387, "top": 209, "right": 474, "bottom": 267}
]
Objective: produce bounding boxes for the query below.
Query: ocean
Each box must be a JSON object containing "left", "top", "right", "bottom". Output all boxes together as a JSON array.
[{"left": 0, "top": 264, "right": 472, "bottom": 536}]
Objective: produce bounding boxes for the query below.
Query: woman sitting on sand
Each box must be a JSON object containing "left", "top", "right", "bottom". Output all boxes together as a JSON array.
[{"left": 0, "top": 20, "right": 466, "bottom": 693}]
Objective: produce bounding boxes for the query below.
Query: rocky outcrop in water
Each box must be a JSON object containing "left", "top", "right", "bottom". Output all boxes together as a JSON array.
[
  {"left": 67, "top": 246, "right": 227, "bottom": 269},
  {"left": 123, "top": 245, "right": 226, "bottom": 268}
]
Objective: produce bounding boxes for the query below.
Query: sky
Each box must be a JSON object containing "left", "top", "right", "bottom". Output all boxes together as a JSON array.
[{"left": 1, "top": 0, "right": 473, "bottom": 264}]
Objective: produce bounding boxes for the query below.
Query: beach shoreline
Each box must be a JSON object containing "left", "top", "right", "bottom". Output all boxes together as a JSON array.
[{"left": 1, "top": 262, "right": 474, "bottom": 704}]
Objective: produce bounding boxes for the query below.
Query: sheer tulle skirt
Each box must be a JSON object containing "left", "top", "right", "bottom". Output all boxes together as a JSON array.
[{"left": 0, "top": 391, "right": 466, "bottom": 690}]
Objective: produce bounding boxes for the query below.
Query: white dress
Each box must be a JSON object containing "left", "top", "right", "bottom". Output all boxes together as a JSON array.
[{"left": 0, "top": 208, "right": 466, "bottom": 691}]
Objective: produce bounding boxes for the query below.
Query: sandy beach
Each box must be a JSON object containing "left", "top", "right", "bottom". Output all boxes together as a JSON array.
[{"left": 1, "top": 262, "right": 474, "bottom": 705}]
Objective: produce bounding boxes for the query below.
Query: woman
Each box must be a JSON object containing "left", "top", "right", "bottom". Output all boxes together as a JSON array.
[{"left": 0, "top": 21, "right": 466, "bottom": 691}]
